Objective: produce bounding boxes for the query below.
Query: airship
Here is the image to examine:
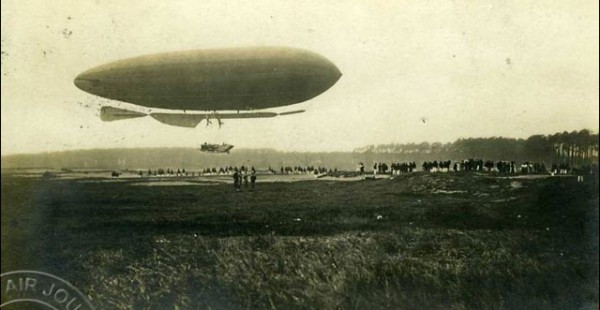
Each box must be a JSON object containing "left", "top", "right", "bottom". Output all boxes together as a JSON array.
[{"left": 74, "top": 46, "right": 342, "bottom": 127}]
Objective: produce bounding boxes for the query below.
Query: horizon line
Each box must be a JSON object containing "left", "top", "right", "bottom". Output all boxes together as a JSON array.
[{"left": 2, "top": 129, "right": 598, "bottom": 158}]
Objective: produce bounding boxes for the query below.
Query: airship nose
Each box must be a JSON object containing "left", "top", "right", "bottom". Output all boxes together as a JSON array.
[
  {"left": 73, "top": 72, "right": 88, "bottom": 90},
  {"left": 74, "top": 71, "right": 101, "bottom": 93},
  {"left": 331, "top": 64, "right": 342, "bottom": 84},
  {"left": 318, "top": 55, "right": 342, "bottom": 87},
  {"left": 74, "top": 75, "right": 83, "bottom": 89},
  {"left": 317, "top": 58, "right": 342, "bottom": 93}
]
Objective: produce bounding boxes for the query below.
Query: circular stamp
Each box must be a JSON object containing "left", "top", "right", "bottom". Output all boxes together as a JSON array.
[{"left": 1, "top": 270, "right": 94, "bottom": 310}]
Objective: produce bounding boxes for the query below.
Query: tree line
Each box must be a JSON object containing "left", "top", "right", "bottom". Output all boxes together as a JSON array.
[
  {"left": 354, "top": 129, "right": 598, "bottom": 166},
  {"left": 2, "top": 130, "right": 597, "bottom": 170}
]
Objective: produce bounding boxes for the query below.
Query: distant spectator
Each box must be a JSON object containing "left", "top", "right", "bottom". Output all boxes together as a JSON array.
[
  {"left": 232, "top": 171, "right": 239, "bottom": 192},
  {"left": 250, "top": 172, "right": 257, "bottom": 191}
]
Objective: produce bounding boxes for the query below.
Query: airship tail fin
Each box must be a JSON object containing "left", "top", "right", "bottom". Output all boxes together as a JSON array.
[
  {"left": 100, "top": 106, "right": 147, "bottom": 122},
  {"left": 278, "top": 110, "right": 305, "bottom": 116},
  {"left": 150, "top": 113, "right": 203, "bottom": 128}
]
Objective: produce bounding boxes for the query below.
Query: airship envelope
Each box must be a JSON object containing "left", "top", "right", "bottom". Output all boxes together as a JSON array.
[{"left": 75, "top": 47, "right": 342, "bottom": 112}]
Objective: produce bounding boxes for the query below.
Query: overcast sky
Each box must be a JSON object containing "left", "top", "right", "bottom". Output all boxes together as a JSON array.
[{"left": 2, "top": 0, "right": 598, "bottom": 155}]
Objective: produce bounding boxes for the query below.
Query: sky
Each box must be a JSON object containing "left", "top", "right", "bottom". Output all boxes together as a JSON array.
[{"left": 1, "top": 0, "right": 598, "bottom": 155}]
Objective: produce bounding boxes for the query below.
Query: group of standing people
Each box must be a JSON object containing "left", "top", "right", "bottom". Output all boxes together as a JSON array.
[{"left": 232, "top": 170, "right": 257, "bottom": 192}]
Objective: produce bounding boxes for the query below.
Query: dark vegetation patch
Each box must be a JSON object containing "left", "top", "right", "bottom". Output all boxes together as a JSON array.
[{"left": 1, "top": 172, "right": 597, "bottom": 309}]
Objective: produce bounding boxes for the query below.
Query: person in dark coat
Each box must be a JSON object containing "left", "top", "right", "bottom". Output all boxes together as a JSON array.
[
  {"left": 232, "top": 170, "right": 239, "bottom": 191},
  {"left": 243, "top": 172, "right": 249, "bottom": 189},
  {"left": 250, "top": 172, "right": 257, "bottom": 191}
]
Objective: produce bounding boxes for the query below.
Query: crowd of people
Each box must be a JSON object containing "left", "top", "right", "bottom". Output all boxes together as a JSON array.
[
  {"left": 143, "top": 168, "right": 194, "bottom": 177},
  {"left": 200, "top": 165, "right": 256, "bottom": 175},
  {"left": 132, "top": 165, "right": 340, "bottom": 178},
  {"left": 494, "top": 161, "right": 516, "bottom": 173},
  {"left": 125, "top": 160, "right": 583, "bottom": 183},
  {"left": 421, "top": 160, "right": 452, "bottom": 172},
  {"left": 232, "top": 169, "right": 257, "bottom": 192},
  {"left": 551, "top": 163, "right": 571, "bottom": 175},
  {"left": 278, "top": 166, "right": 337, "bottom": 175},
  {"left": 365, "top": 159, "right": 574, "bottom": 175},
  {"left": 391, "top": 162, "right": 417, "bottom": 174},
  {"left": 520, "top": 162, "right": 547, "bottom": 174},
  {"left": 191, "top": 165, "right": 338, "bottom": 176},
  {"left": 370, "top": 162, "right": 418, "bottom": 175},
  {"left": 456, "top": 159, "right": 484, "bottom": 171}
]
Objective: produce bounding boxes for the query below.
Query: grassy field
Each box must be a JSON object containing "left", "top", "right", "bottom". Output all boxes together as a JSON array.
[{"left": 1, "top": 172, "right": 598, "bottom": 309}]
